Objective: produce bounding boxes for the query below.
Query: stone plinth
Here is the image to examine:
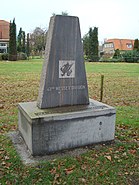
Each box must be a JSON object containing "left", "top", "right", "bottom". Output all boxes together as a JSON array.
[{"left": 18, "top": 99, "right": 116, "bottom": 156}]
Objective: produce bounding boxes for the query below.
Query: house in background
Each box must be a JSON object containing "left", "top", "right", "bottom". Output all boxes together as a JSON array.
[
  {"left": 102, "top": 38, "right": 134, "bottom": 58},
  {"left": 0, "top": 20, "right": 10, "bottom": 53}
]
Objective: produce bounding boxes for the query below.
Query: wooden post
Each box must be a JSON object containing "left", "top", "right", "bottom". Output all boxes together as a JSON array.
[{"left": 100, "top": 75, "right": 104, "bottom": 102}]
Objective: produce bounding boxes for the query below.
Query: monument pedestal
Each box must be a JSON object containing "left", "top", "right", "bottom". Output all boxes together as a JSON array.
[{"left": 18, "top": 99, "right": 116, "bottom": 156}]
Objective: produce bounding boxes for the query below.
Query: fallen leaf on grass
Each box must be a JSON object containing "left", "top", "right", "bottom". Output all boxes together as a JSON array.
[
  {"left": 114, "top": 155, "right": 119, "bottom": 159},
  {"left": 64, "top": 166, "right": 75, "bottom": 175},
  {"left": 96, "top": 161, "right": 101, "bottom": 165},
  {"left": 79, "top": 178, "right": 86, "bottom": 183},
  {"left": 52, "top": 173, "right": 60, "bottom": 185},
  {"left": 50, "top": 167, "right": 57, "bottom": 175},
  {"left": 123, "top": 152, "right": 127, "bottom": 156},
  {"left": 81, "top": 164, "right": 87, "bottom": 170},
  {"left": 125, "top": 172, "right": 129, "bottom": 175},
  {"left": 1, "top": 161, "right": 6, "bottom": 165},
  {"left": 105, "top": 155, "right": 112, "bottom": 161},
  {"left": 65, "top": 168, "right": 73, "bottom": 175},
  {"left": 129, "top": 149, "right": 136, "bottom": 155},
  {"left": 4, "top": 156, "right": 10, "bottom": 160},
  {"left": 0, "top": 104, "right": 4, "bottom": 109}
]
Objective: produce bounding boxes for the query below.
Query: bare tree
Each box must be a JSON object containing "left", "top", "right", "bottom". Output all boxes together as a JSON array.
[{"left": 30, "top": 27, "right": 47, "bottom": 57}]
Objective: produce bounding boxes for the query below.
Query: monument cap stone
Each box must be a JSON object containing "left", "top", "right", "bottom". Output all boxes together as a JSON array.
[{"left": 37, "top": 15, "right": 89, "bottom": 108}]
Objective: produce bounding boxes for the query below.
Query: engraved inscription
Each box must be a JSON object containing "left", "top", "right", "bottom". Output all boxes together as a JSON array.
[
  {"left": 46, "top": 85, "right": 85, "bottom": 92},
  {"left": 34, "top": 112, "right": 48, "bottom": 116},
  {"left": 59, "top": 60, "right": 75, "bottom": 78}
]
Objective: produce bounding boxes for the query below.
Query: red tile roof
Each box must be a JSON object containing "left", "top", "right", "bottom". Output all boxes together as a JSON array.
[
  {"left": 106, "top": 39, "right": 134, "bottom": 51},
  {"left": 0, "top": 20, "right": 9, "bottom": 24},
  {"left": 0, "top": 20, "right": 10, "bottom": 39}
]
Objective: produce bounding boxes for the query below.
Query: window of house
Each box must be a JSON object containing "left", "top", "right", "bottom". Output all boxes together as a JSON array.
[
  {"left": 126, "top": 43, "right": 132, "bottom": 48},
  {"left": 0, "top": 43, "right": 6, "bottom": 46},
  {"left": 104, "top": 43, "right": 113, "bottom": 48},
  {"left": 0, "top": 48, "right": 6, "bottom": 53}
]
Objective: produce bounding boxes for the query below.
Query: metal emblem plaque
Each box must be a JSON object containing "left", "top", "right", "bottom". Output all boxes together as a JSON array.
[{"left": 59, "top": 60, "right": 75, "bottom": 78}]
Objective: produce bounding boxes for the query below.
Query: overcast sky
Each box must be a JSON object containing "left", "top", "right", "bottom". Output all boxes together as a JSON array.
[{"left": 1, "top": 0, "right": 139, "bottom": 42}]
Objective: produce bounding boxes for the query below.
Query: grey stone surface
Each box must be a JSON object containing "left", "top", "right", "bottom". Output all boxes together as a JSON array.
[
  {"left": 8, "top": 131, "right": 115, "bottom": 165},
  {"left": 18, "top": 99, "right": 116, "bottom": 156},
  {"left": 37, "top": 15, "right": 89, "bottom": 108},
  {"left": 8, "top": 131, "right": 93, "bottom": 165}
]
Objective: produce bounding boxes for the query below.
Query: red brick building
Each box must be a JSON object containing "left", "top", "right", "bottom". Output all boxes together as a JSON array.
[
  {"left": 0, "top": 20, "right": 10, "bottom": 53},
  {"left": 102, "top": 38, "right": 134, "bottom": 58}
]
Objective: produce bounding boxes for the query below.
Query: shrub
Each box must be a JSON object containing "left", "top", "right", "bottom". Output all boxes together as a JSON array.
[
  {"left": 113, "top": 49, "right": 121, "bottom": 59},
  {"left": 84, "top": 55, "right": 88, "bottom": 61},
  {"left": 2, "top": 53, "right": 8, "bottom": 60},
  {"left": 99, "top": 57, "right": 123, "bottom": 62},
  {"left": 17, "top": 52, "right": 27, "bottom": 60},
  {"left": 0, "top": 53, "right": 8, "bottom": 60},
  {"left": 100, "top": 50, "right": 139, "bottom": 63},
  {"left": 122, "top": 50, "right": 139, "bottom": 63},
  {"left": 0, "top": 54, "right": 2, "bottom": 61}
]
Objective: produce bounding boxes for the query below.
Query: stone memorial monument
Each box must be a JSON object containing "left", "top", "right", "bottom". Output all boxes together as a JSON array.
[{"left": 18, "top": 15, "right": 116, "bottom": 156}]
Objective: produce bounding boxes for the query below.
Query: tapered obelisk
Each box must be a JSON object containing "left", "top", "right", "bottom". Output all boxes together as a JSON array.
[{"left": 37, "top": 15, "right": 89, "bottom": 108}]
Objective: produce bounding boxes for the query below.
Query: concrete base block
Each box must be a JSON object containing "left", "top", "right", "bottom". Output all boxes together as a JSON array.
[{"left": 18, "top": 99, "right": 116, "bottom": 156}]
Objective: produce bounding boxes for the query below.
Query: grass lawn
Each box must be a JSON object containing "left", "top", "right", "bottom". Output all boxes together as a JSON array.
[{"left": 0, "top": 60, "right": 139, "bottom": 184}]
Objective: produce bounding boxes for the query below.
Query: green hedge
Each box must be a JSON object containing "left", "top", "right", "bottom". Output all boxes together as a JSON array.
[
  {"left": 99, "top": 50, "right": 139, "bottom": 63},
  {"left": 0, "top": 53, "right": 9, "bottom": 60},
  {"left": 17, "top": 52, "right": 27, "bottom": 60}
]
